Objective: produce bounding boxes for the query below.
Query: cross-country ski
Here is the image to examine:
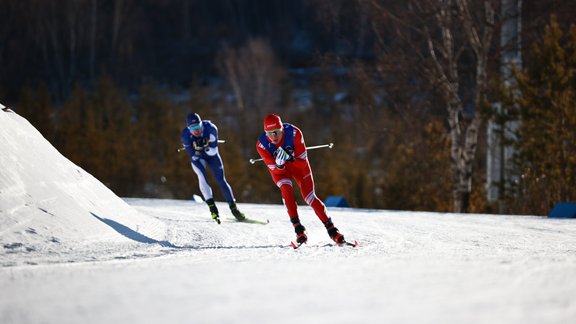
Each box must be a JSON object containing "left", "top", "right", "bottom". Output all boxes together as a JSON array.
[
  {"left": 291, "top": 239, "right": 359, "bottom": 249},
  {"left": 226, "top": 217, "right": 269, "bottom": 225}
]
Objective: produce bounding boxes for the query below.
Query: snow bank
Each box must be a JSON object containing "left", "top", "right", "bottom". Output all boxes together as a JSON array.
[{"left": 0, "top": 108, "right": 167, "bottom": 257}]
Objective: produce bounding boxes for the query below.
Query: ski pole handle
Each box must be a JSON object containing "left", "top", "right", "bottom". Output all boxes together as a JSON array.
[
  {"left": 177, "top": 140, "right": 226, "bottom": 153},
  {"left": 249, "top": 143, "right": 334, "bottom": 164}
]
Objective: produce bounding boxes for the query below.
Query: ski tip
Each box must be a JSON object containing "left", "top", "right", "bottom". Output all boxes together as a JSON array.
[{"left": 340, "top": 240, "right": 359, "bottom": 247}]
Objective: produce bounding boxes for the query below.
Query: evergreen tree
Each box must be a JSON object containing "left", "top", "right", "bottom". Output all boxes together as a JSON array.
[
  {"left": 89, "top": 75, "right": 134, "bottom": 194},
  {"left": 134, "top": 82, "right": 184, "bottom": 198},
  {"left": 507, "top": 16, "right": 576, "bottom": 215},
  {"left": 54, "top": 83, "right": 90, "bottom": 169},
  {"left": 16, "top": 84, "right": 53, "bottom": 140}
]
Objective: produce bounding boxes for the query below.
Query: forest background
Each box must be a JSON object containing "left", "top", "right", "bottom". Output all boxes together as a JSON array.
[{"left": 1, "top": 0, "right": 575, "bottom": 215}]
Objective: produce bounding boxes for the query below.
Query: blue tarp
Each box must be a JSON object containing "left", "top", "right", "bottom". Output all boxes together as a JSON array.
[
  {"left": 324, "top": 196, "right": 350, "bottom": 208},
  {"left": 548, "top": 202, "right": 576, "bottom": 218}
]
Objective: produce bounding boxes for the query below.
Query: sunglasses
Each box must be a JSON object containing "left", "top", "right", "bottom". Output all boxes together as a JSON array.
[
  {"left": 265, "top": 128, "right": 282, "bottom": 136},
  {"left": 188, "top": 124, "right": 201, "bottom": 131}
]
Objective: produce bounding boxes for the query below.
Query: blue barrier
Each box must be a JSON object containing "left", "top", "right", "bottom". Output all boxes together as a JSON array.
[
  {"left": 324, "top": 196, "right": 350, "bottom": 208},
  {"left": 548, "top": 202, "right": 576, "bottom": 218}
]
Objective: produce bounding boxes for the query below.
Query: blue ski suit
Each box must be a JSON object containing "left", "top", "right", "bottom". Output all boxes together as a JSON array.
[{"left": 180, "top": 120, "right": 235, "bottom": 203}]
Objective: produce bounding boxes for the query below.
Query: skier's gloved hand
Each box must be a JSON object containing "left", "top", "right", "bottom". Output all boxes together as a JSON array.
[
  {"left": 284, "top": 146, "right": 295, "bottom": 162},
  {"left": 193, "top": 138, "right": 209, "bottom": 151},
  {"left": 274, "top": 147, "right": 291, "bottom": 167},
  {"left": 202, "top": 138, "right": 211, "bottom": 152}
]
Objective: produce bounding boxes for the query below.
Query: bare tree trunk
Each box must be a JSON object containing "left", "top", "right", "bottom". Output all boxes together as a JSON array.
[
  {"left": 182, "top": 0, "right": 191, "bottom": 41},
  {"left": 455, "top": 0, "right": 494, "bottom": 212},
  {"left": 220, "top": 47, "right": 245, "bottom": 111},
  {"left": 112, "top": 0, "right": 125, "bottom": 54},
  {"left": 420, "top": 0, "right": 471, "bottom": 213},
  {"left": 66, "top": 0, "right": 83, "bottom": 92},
  {"left": 217, "top": 39, "right": 285, "bottom": 115},
  {"left": 375, "top": 0, "right": 496, "bottom": 212},
  {"left": 47, "top": 17, "right": 65, "bottom": 96},
  {"left": 89, "top": 0, "right": 98, "bottom": 81}
]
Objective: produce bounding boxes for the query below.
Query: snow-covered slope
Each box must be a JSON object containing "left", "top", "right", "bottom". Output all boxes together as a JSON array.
[
  {"left": 0, "top": 108, "right": 166, "bottom": 262},
  {"left": 1, "top": 108, "right": 576, "bottom": 324}
]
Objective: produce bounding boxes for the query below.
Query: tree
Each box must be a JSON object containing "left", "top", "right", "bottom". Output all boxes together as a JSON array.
[
  {"left": 505, "top": 16, "right": 576, "bottom": 215},
  {"left": 133, "top": 82, "right": 183, "bottom": 198},
  {"left": 369, "top": 0, "right": 496, "bottom": 212},
  {"left": 216, "top": 40, "right": 286, "bottom": 112},
  {"left": 16, "top": 83, "right": 54, "bottom": 140}
]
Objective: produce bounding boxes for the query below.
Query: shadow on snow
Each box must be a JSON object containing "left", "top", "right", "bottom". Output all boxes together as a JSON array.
[
  {"left": 91, "top": 212, "right": 288, "bottom": 250},
  {"left": 91, "top": 213, "right": 176, "bottom": 247}
]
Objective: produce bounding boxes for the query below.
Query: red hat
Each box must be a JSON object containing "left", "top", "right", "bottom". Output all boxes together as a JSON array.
[{"left": 263, "top": 114, "right": 282, "bottom": 131}]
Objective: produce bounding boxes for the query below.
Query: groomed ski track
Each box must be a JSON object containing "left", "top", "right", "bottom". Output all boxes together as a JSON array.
[{"left": 2, "top": 199, "right": 576, "bottom": 324}]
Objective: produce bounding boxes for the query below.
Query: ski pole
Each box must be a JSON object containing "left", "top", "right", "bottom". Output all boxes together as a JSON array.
[
  {"left": 249, "top": 142, "right": 334, "bottom": 164},
  {"left": 177, "top": 140, "right": 226, "bottom": 153}
]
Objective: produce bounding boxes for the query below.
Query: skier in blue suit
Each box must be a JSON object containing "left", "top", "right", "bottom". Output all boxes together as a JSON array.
[{"left": 180, "top": 113, "right": 245, "bottom": 224}]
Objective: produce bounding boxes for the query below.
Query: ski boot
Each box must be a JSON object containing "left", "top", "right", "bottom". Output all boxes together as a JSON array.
[
  {"left": 206, "top": 198, "right": 221, "bottom": 224},
  {"left": 229, "top": 202, "right": 246, "bottom": 221},
  {"left": 324, "top": 218, "right": 345, "bottom": 244},
  {"left": 291, "top": 217, "right": 307, "bottom": 244}
]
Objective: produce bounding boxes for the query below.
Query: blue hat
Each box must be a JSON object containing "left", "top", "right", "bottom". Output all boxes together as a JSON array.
[{"left": 186, "top": 113, "right": 201, "bottom": 126}]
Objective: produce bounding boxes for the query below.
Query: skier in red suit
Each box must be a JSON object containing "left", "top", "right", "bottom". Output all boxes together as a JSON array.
[{"left": 256, "top": 113, "right": 345, "bottom": 245}]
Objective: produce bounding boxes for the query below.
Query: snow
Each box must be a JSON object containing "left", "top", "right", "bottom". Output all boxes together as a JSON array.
[{"left": 1, "top": 108, "right": 576, "bottom": 324}]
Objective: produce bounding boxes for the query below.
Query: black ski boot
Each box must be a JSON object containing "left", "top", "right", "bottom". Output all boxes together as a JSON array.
[
  {"left": 291, "top": 217, "right": 307, "bottom": 244},
  {"left": 229, "top": 202, "right": 246, "bottom": 221},
  {"left": 324, "top": 218, "right": 345, "bottom": 244},
  {"left": 206, "top": 198, "right": 220, "bottom": 224}
]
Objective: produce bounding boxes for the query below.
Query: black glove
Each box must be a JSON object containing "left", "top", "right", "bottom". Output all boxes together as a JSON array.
[
  {"left": 192, "top": 138, "right": 209, "bottom": 151},
  {"left": 284, "top": 146, "right": 295, "bottom": 162}
]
